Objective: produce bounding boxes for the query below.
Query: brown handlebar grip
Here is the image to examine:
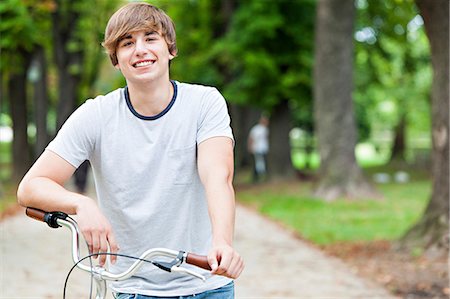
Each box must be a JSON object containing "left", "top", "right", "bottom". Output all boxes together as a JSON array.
[
  {"left": 26, "top": 207, "right": 46, "bottom": 222},
  {"left": 186, "top": 253, "right": 212, "bottom": 270}
]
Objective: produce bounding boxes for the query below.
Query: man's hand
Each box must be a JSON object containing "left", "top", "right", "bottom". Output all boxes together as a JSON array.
[
  {"left": 75, "top": 197, "right": 119, "bottom": 266},
  {"left": 17, "top": 150, "right": 119, "bottom": 267},
  {"left": 208, "top": 243, "right": 244, "bottom": 279}
]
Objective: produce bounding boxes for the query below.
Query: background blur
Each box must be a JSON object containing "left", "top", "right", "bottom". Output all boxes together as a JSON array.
[{"left": 0, "top": 0, "right": 448, "bottom": 297}]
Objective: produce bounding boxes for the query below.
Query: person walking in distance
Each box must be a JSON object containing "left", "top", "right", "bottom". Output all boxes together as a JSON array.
[
  {"left": 248, "top": 115, "right": 269, "bottom": 183},
  {"left": 17, "top": 2, "right": 244, "bottom": 298}
]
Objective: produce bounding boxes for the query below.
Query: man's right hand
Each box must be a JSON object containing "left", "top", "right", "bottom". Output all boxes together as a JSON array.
[
  {"left": 17, "top": 150, "right": 119, "bottom": 267},
  {"left": 75, "top": 197, "right": 119, "bottom": 266}
]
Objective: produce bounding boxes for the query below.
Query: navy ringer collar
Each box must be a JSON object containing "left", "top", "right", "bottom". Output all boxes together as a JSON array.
[{"left": 124, "top": 80, "right": 177, "bottom": 120}]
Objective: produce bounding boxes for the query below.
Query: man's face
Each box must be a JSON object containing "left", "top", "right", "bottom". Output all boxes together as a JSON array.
[{"left": 115, "top": 30, "right": 175, "bottom": 85}]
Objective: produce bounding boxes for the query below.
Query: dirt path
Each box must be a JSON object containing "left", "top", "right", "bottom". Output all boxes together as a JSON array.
[
  {"left": 1, "top": 180, "right": 396, "bottom": 298},
  {"left": 1, "top": 205, "right": 396, "bottom": 299}
]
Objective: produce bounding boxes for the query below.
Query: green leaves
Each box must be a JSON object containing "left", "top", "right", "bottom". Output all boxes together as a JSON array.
[
  {"left": 0, "top": 0, "right": 37, "bottom": 71},
  {"left": 354, "top": 0, "right": 431, "bottom": 143},
  {"left": 223, "top": 0, "right": 315, "bottom": 116}
]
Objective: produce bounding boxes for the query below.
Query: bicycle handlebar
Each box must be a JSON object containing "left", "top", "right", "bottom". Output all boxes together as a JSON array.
[
  {"left": 186, "top": 253, "right": 212, "bottom": 271},
  {"left": 26, "top": 208, "right": 69, "bottom": 228},
  {"left": 25, "top": 207, "right": 46, "bottom": 221},
  {"left": 25, "top": 207, "right": 211, "bottom": 281}
]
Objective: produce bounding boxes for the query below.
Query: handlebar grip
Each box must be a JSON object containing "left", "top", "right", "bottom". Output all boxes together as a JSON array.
[
  {"left": 25, "top": 207, "right": 68, "bottom": 228},
  {"left": 26, "top": 207, "right": 46, "bottom": 222},
  {"left": 185, "top": 253, "right": 212, "bottom": 271}
]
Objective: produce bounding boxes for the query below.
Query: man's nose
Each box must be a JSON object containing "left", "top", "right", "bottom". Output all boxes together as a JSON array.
[{"left": 135, "top": 39, "right": 148, "bottom": 55}]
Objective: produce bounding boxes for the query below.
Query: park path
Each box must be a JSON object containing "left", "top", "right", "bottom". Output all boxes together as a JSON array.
[{"left": 1, "top": 184, "right": 397, "bottom": 298}]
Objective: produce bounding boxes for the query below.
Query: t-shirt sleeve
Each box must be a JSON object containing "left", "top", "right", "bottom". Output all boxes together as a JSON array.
[
  {"left": 197, "top": 88, "right": 234, "bottom": 145},
  {"left": 46, "top": 99, "right": 99, "bottom": 168}
]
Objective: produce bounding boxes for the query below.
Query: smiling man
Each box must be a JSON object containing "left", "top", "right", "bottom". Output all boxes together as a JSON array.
[{"left": 17, "top": 2, "right": 243, "bottom": 298}]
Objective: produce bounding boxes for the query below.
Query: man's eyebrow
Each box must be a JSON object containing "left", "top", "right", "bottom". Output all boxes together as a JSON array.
[
  {"left": 118, "top": 34, "right": 133, "bottom": 42},
  {"left": 145, "top": 31, "right": 159, "bottom": 36}
]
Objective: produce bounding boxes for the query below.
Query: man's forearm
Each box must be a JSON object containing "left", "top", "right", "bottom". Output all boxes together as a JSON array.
[
  {"left": 205, "top": 180, "right": 236, "bottom": 246},
  {"left": 17, "top": 176, "right": 90, "bottom": 214}
]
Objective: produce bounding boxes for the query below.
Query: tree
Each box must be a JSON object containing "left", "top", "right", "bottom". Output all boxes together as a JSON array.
[
  {"left": 30, "top": 46, "right": 51, "bottom": 157},
  {"left": 222, "top": 0, "right": 315, "bottom": 178},
  {"left": 51, "top": 0, "right": 84, "bottom": 131},
  {"left": 1, "top": 0, "right": 118, "bottom": 183},
  {"left": 401, "top": 0, "right": 449, "bottom": 252},
  {"left": 52, "top": 0, "right": 119, "bottom": 131},
  {"left": 313, "top": 0, "right": 377, "bottom": 200},
  {"left": 0, "top": 0, "right": 48, "bottom": 182},
  {"left": 354, "top": 0, "right": 431, "bottom": 163}
]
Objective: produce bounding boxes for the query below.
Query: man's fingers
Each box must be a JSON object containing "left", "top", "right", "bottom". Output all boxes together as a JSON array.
[
  {"left": 208, "top": 254, "right": 219, "bottom": 272},
  {"left": 209, "top": 249, "right": 231, "bottom": 275},
  {"left": 209, "top": 247, "right": 244, "bottom": 279},
  {"left": 99, "top": 236, "right": 109, "bottom": 266},
  {"left": 92, "top": 233, "right": 100, "bottom": 259},
  {"left": 85, "top": 232, "right": 94, "bottom": 257},
  {"left": 228, "top": 254, "right": 244, "bottom": 278},
  {"left": 107, "top": 232, "right": 119, "bottom": 265},
  {"left": 215, "top": 254, "right": 231, "bottom": 275}
]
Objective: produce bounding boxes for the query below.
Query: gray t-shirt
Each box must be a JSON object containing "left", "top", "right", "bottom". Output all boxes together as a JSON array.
[{"left": 47, "top": 81, "right": 233, "bottom": 296}]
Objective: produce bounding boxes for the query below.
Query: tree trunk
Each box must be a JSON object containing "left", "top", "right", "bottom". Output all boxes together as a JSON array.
[
  {"left": 229, "top": 104, "right": 260, "bottom": 170},
  {"left": 55, "top": 67, "right": 80, "bottom": 130},
  {"left": 32, "top": 46, "right": 50, "bottom": 157},
  {"left": 313, "top": 0, "right": 377, "bottom": 200},
  {"left": 268, "top": 100, "right": 295, "bottom": 179},
  {"left": 52, "top": 2, "right": 83, "bottom": 131},
  {"left": 401, "top": 0, "right": 449, "bottom": 252},
  {"left": 390, "top": 113, "right": 407, "bottom": 162},
  {"left": 8, "top": 53, "right": 32, "bottom": 183}
]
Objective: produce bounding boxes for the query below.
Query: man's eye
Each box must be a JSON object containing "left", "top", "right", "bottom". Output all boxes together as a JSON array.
[{"left": 121, "top": 41, "right": 132, "bottom": 47}]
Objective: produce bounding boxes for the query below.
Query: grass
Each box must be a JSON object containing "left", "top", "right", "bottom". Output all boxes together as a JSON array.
[
  {"left": 0, "top": 141, "right": 11, "bottom": 164},
  {"left": 1, "top": 142, "right": 16, "bottom": 214},
  {"left": 236, "top": 178, "right": 430, "bottom": 245},
  {"left": 0, "top": 182, "right": 18, "bottom": 214},
  {"left": 291, "top": 142, "right": 392, "bottom": 170}
]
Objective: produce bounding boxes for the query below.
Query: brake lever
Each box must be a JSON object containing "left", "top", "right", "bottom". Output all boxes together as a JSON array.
[{"left": 171, "top": 266, "right": 206, "bottom": 281}]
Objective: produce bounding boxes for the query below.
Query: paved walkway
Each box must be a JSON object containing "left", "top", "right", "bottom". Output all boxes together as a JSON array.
[{"left": 1, "top": 190, "right": 396, "bottom": 298}]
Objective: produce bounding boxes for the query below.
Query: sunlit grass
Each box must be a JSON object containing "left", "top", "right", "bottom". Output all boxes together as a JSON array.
[
  {"left": 237, "top": 179, "right": 430, "bottom": 245},
  {"left": 291, "top": 142, "right": 391, "bottom": 170}
]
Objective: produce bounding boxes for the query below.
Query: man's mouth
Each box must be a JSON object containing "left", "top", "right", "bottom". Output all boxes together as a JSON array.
[{"left": 133, "top": 60, "right": 155, "bottom": 68}]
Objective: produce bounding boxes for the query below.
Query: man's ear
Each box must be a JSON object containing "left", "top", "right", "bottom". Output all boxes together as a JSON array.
[{"left": 169, "top": 50, "right": 177, "bottom": 60}]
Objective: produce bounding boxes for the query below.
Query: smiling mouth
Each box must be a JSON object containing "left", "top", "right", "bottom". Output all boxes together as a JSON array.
[{"left": 133, "top": 60, "right": 155, "bottom": 68}]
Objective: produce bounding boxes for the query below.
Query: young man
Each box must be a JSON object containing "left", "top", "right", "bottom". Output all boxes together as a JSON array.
[{"left": 17, "top": 2, "right": 243, "bottom": 298}]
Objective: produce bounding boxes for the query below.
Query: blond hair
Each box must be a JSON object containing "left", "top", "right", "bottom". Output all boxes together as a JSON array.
[{"left": 102, "top": 2, "right": 177, "bottom": 65}]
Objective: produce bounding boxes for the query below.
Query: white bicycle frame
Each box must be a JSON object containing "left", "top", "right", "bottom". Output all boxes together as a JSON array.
[{"left": 26, "top": 208, "right": 210, "bottom": 299}]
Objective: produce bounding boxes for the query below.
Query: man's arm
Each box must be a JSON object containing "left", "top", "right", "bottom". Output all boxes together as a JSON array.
[
  {"left": 197, "top": 137, "right": 244, "bottom": 279},
  {"left": 17, "top": 150, "right": 118, "bottom": 266}
]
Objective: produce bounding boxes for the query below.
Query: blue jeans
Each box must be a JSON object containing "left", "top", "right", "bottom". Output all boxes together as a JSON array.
[{"left": 115, "top": 281, "right": 234, "bottom": 299}]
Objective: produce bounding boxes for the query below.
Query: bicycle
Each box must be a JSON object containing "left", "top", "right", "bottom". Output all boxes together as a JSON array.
[{"left": 25, "top": 207, "right": 212, "bottom": 299}]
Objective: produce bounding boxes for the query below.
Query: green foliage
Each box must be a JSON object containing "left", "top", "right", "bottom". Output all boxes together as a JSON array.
[
  {"left": 223, "top": 0, "right": 315, "bottom": 116},
  {"left": 157, "top": 0, "right": 316, "bottom": 131},
  {"left": 75, "top": 0, "right": 121, "bottom": 100},
  {"left": 354, "top": 0, "right": 431, "bottom": 144},
  {"left": 159, "top": 0, "right": 224, "bottom": 86},
  {"left": 0, "top": 0, "right": 52, "bottom": 73},
  {"left": 238, "top": 179, "right": 430, "bottom": 245}
]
